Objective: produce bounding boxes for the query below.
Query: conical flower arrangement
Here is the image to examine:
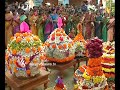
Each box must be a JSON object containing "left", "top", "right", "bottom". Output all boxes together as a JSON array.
[
  {"left": 44, "top": 28, "right": 76, "bottom": 63},
  {"left": 5, "top": 32, "right": 46, "bottom": 78},
  {"left": 74, "top": 37, "right": 108, "bottom": 90},
  {"left": 74, "top": 23, "right": 87, "bottom": 57},
  {"left": 102, "top": 41, "right": 115, "bottom": 89}
]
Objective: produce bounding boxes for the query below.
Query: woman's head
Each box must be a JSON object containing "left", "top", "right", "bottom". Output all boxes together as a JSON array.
[
  {"left": 53, "top": 9, "right": 57, "bottom": 14},
  {"left": 12, "top": 9, "right": 18, "bottom": 15},
  {"left": 5, "top": 6, "right": 10, "bottom": 13}
]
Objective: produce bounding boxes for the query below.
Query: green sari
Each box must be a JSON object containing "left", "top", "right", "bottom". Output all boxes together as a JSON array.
[
  {"left": 65, "top": 16, "right": 72, "bottom": 35},
  {"left": 65, "top": 15, "right": 78, "bottom": 35},
  {"left": 102, "top": 17, "right": 109, "bottom": 42},
  {"left": 37, "top": 16, "right": 44, "bottom": 42}
]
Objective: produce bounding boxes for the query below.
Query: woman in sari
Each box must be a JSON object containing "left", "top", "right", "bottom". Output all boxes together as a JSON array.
[
  {"left": 107, "top": 15, "right": 115, "bottom": 41},
  {"left": 50, "top": 9, "right": 58, "bottom": 30},
  {"left": 12, "top": 9, "right": 20, "bottom": 35},
  {"left": 94, "top": 12, "right": 103, "bottom": 39},
  {"left": 37, "top": 12, "right": 46, "bottom": 42},
  {"left": 29, "top": 10, "right": 38, "bottom": 35},
  {"left": 44, "top": 12, "right": 54, "bottom": 41},
  {"left": 102, "top": 14, "right": 109, "bottom": 42},
  {"left": 84, "top": 11, "right": 95, "bottom": 39},
  {"left": 65, "top": 14, "right": 73, "bottom": 35},
  {"left": 5, "top": 6, "right": 13, "bottom": 47},
  {"left": 80, "top": 13, "right": 86, "bottom": 38},
  {"left": 72, "top": 13, "right": 80, "bottom": 35}
]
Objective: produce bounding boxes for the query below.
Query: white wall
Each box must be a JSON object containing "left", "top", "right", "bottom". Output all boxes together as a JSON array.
[
  {"left": 33, "top": 0, "right": 43, "bottom": 6},
  {"left": 58, "top": 0, "right": 69, "bottom": 5},
  {"left": 63, "top": 0, "right": 69, "bottom": 5}
]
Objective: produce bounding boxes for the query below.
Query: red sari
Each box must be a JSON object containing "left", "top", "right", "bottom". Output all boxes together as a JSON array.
[{"left": 84, "top": 13, "right": 95, "bottom": 39}]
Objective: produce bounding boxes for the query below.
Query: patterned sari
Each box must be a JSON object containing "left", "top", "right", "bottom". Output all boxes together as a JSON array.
[{"left": 5, "top": 13, "right": 13, "bottom": 47}]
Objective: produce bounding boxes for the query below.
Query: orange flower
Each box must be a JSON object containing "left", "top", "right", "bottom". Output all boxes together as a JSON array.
[
  {"left": 63, "top": 44, "right": 67, "bottom": 49},
  {"left": 60, "top": 29, "right": 64, "bottom": 33},
  {"left": 14, "top": 67, "right": 18, "bottom": 73},
  {"left": 25, "top": 47, "right": 30, "bottom": 53},
  {"left": 86, "top": 69, "right": 94, "bottom": 76},
  {"left": 9, "top": 60, "right": 13, "bottom": 64},
  {"left": 10, "top": 36, "right": 14, "bottom": 41},
  {"left": 14, "top": 59, "right": 17, "bottom": 64},
  {"left": 5, "top": 55, "right": 9, "bottom": 61},
  {"left": 58, "top": 45, "right": 63, "bottom": 49},
  {"left": 33, "top": 36, "right": 39, "bottom": 41},
  {"left": 42, "top": 44, "right": 45, "bottom": 46},
  {"left": 52, "top": 33, "right": 55, "bottom": 37},
  {"left": 97, "top": 71, "right": 103, "bottom": 76},
  {"left": 74, "top": 33, "right": 85, "bottom": 42},
  {"left": 38, "top": 46, "right": 42, "bottom": 51},
  {"left": 16, "top": 37, "right": 22, "bottom": 43},
  {"left": 26, "top": 70, "right": 31, "bottom": 75},
  {"left": 88, "top": 66, "right": 102, "bottom": 72},
  {"left": 26, "top": 37, "right": 30, "bottom": 42},
  {"left": 62, "top": 33, "right": 66, "bottom": 36},
  {"left": 56, "top": 29, "right": 61, "bottom": 32},
  {"left": 32, "top": 47, "right": 36, "bottom": 53},
  {"left": 40, "top": 55, "right": 46, "bottom": 60},
  {"left": 88, "top": 58, "right": 101, "bottom": 67},
  {"left": 25, "top": 57, "right": 30, "bottom": 64},
  {"left": 33, "top": 59, "right": 38, "bottom": 63},
  {"left": 71, "top": 42, "right": 74, "bottom": 45},
  {"left": 65, "top": 57, "right": 69, "bottom": 61},
  {"left": 79, "top": 66, "right": 85, "bottom": 73},
  {"left": 7, "top": 65, "right": 11, "bottom": 70},
  {"left": 8, "top": 47, "right": 10, "bottom": 51},
  {"left": 15, "top": 33, "right": 21, "bottom": 37},
  {"left": 23, "top": 33, "right": 28, "bottom": 37},
  {"left": 105, "top": 73, "right": 115, "bottom": 78},
  {"left": 56, "top": 33, "right": 61, "bottom": 36},
  {"left": 45, "top": 42, "right": 50, "bottom": 47},
  {"left": 46, "top": 55, "right": 75, "bottom": 63},
  {"left": 12, "top": 49, "right": 17, "bottom": 55},
  {"left": 68, "top": 43, "right": 72, "bottom": 48},
  {"left": 52, "top": 44, "right": 56, "bottom": 48}
]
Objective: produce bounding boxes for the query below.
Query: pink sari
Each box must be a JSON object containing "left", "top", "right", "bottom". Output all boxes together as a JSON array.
[{"left": 107, "top": 18, "right": 115, "bottom": 41}]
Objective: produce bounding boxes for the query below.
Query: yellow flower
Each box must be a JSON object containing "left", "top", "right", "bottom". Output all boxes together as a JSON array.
[
  {"left": 76, "top": 42, "right": 80, "bottom": 46},
  {"left": 83, "top": 72, "right": 91, "bottom": 81},
  {"left": 92, "top": 76, "right": 103, "bottom": 84},
  {"left": 102, "top": 67, "right": 115, "bottom": 73},
  {"left": 74, "top": 84, "right": 78, "bottom": 89}
]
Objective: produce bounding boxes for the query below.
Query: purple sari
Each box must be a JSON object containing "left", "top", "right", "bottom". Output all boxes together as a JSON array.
[
  {"left": 44, "top": 15, "right": 54, "bottom": 41},
  {"left": 13, "top": 15, "right": 20, "bottom": 34}
]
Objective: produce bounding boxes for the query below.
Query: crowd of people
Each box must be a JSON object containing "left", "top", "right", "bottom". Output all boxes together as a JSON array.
[{"left": 5, "top": 1, "right": 115, "bottom": 47}]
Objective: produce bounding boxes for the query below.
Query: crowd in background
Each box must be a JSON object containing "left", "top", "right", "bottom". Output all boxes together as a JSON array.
[{"left": 5, "top": 1, "right": 115, "bottom": 47}]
